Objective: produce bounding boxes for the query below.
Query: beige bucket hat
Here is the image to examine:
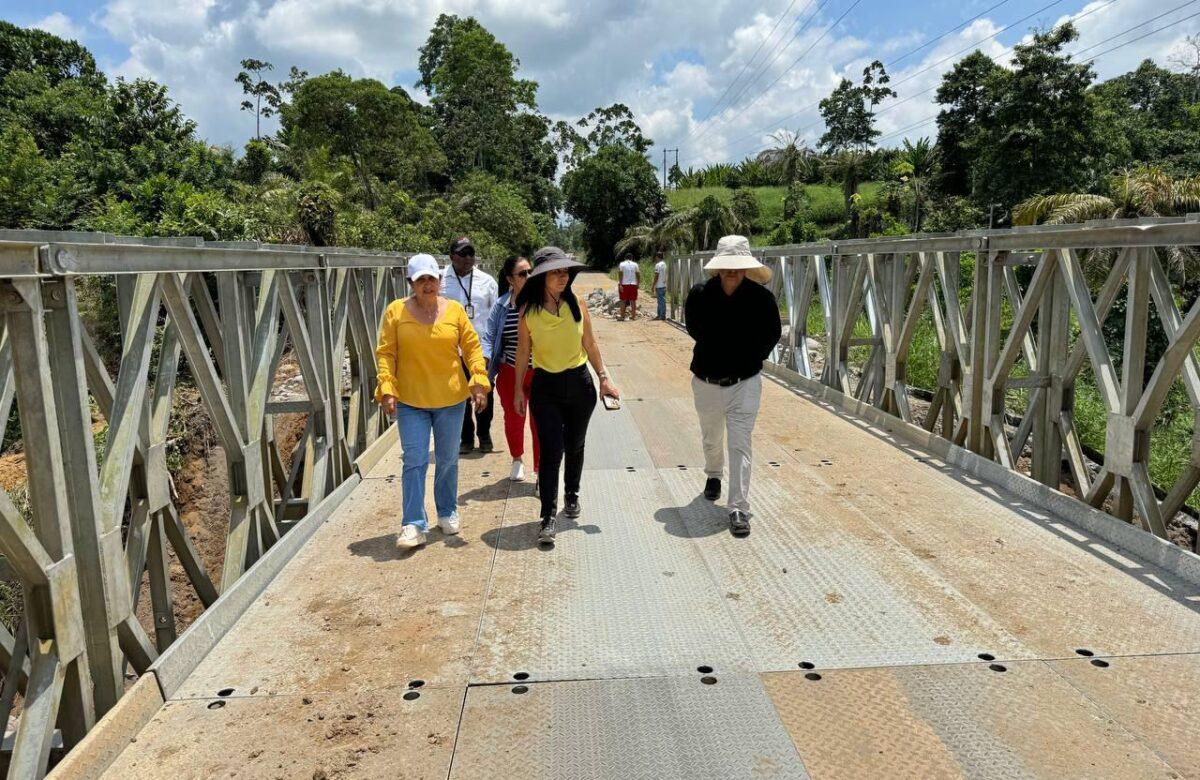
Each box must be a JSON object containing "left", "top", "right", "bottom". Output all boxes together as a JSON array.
[{"left": 704, "top": 235, "right": 772, "bottom": 284}]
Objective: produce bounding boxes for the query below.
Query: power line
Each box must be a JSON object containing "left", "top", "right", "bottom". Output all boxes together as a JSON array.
[
  {"left": 871, "top": 0, "right": 1130, "bottom": 121},
  {"left": 689, "top": 0, "right": 830, "bottom": 146},
  {"left": 687, "top": 0, "right": 804, "bottom": 137},
  {"left": 1073, "top": 0, "right": 1199, "bottom": 58},
  {"left": 872, "top": 3, "right": 1200, "bottom": 147},
  {"left": 887, "top": 0, "right": 1016, "bottom": 68},
  {"left": 714, "top": 0, "right": 1076, "bottom": 159}
]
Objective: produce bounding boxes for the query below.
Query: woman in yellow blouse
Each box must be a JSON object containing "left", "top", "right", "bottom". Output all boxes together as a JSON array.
[
  {"left": 514, "top": 246, "right": 620, "bottom": 545},
  {"left": 376, "top": 254, "right": 490, "bottom": 549}
]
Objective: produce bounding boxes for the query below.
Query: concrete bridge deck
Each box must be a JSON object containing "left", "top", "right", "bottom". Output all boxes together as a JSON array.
[{"left": 99, "top": 308, "right": 1200, "bottom": 779}]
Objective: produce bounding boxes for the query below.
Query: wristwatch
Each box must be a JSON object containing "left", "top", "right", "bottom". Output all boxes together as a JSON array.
[{"left": 598, "top": 369, "right": 608, "bottom": 381}]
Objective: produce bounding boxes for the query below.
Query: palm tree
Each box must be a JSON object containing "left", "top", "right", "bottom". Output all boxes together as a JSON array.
[
  {"left": 614, "top": 196, "right": 744, "bottom": 256},
  {"left": 760, "top": 130, "right": 815, "bottom": 185},
  {"left": 895, "top": 138, "right": 939, "bottom": 231},
  {"left": 1015, "top": 167, "right": 1200, "bottom": 272},
  {"left": 823, "top": 150, "right": 871, "bottom": 215},
  {"left": 1015, "top": 167, "right": 1200, "bottom": 225}
]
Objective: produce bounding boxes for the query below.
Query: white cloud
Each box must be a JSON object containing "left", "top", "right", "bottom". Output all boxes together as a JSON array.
[
  {"left": 87, "top": 0, "right": 1200, "bottom": 166},
  {"left": 30, "top": 12, "right": 87, "bottom": 41}
]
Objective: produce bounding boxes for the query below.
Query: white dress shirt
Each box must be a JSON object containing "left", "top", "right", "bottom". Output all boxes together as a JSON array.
[{"left": 440, "top": 265, "right": 498, "bottom": 334}]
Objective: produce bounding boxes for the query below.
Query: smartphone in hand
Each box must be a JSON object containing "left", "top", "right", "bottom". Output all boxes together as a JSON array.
[{"left": 601, "top": 394, "right": 621, "bottom": 411}]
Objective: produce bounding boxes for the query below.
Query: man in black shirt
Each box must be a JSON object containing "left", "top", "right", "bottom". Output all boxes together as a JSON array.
[{"left": 684, "top": 235, "right": 781, "bottom": 537}]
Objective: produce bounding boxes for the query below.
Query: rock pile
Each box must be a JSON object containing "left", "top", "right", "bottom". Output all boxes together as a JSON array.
[{"left": 585, "top": 288, "right": 654, "bottom": 320}]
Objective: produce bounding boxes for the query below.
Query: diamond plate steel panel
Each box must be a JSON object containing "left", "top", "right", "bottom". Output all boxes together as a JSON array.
[
  {"left": 755, "top": 407, "right": 1200, "bottom": 658},
  {"left": 173, "top": 448, "right": 507, "bottom": 699},
  {"left": 630, "top": 397, "right": 792, "bottom": 469},
  {"left": 656, "top": 464, "right": 1032, "bottom": 671},
  {"left": 103, "top": 683, "right": 463, "bottom": 779},
  {"left": 582, "top": 404, "right": 655, "bottom": 470},
  {"left": 470, "top": 469, "right": 754, "bottom": 683},
  {"left": 605, "top": 355, "right": 694, "bottom": 400},
  {"left": 1047, "top": 654, "right": 1200, "bottom": 779},
  {"left": 451, "top": 675, "right": 808, "bottom": 779},
  {"left": 763, "top": 662, "right": 1177, "bottom": 779}
]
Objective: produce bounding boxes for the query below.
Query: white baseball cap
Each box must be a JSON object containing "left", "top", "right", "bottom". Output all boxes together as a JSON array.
[{"left": 406, "top": 253, "right": 440, "bottom": 281}]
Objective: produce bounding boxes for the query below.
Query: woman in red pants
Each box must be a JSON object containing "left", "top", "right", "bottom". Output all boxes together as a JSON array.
[{"left": 481, "top": 255, "right": 540, "bottom": 481}]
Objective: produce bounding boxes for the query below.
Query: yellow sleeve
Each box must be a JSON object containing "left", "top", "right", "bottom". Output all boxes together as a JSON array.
[
  {"left": 457, "top": 306, "right": 492, "bottom": 392},
  {"left": 374, "top": 303, "right": 401, "bottom": 402}
]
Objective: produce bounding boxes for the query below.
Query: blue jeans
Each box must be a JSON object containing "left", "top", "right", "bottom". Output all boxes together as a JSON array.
[
  {"left": 396, "top": 401, "right": 465, "bottom": 530},
  {"left": 656, "top": 287, "right": 667, "bottom": 319}
]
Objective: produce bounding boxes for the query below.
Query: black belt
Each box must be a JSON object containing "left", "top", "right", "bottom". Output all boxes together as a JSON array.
[{"left": 696, "top": 374, "right": 741, "bottom": 387}]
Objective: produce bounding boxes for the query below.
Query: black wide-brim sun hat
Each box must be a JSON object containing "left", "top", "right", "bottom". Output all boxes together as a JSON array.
[{"left": 528, "top": 246, "right": 585, "bottom": 279}]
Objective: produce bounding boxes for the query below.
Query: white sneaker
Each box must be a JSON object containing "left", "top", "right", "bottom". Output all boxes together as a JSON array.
[
  {"left": 510, "top": 459, "right": 525, "bottom": 482},
  {"left": 438, "top": 512, "right": 461, "bottom": 535},
  {"left": 396, "top": 525, "right": 426, "bottom": 549}
]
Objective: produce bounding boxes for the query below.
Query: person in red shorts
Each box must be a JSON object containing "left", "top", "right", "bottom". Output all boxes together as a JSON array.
[{"left": 617, "top": 252, "right": 640, "bottom": 320}]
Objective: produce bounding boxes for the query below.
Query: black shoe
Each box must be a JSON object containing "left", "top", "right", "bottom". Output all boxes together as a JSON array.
[
  {"left": 703, "top": 478, "right": 721, "bottom": 501},
  {"left": 564, "top": 495, "right": 581, "bottom": 519},
  {"left": 460, "top": 442, "right": 473, "bottom": 456},
  {"left": 538, "top": 516, "right": 557, "bottom": 544},
  {"left": 729, "top": 511, "right": 750, "bottom": 537},
  {"left": 478, "top": 436, "right": 495, "bottom": 453}
]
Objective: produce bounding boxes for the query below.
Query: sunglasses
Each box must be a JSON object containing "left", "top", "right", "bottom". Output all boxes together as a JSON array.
[
  {"left": 454, "top": 250, "right": 475, "bottom": 258},
  {"left": 513, "top": 270, "right": 530, "bottom": 279}
]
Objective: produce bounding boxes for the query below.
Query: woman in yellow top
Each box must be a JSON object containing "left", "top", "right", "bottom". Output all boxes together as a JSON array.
[
  {"left": 514, "top": 246, "right": 620, "bottom": 544},
  {"left": 376, "top": 254, "right": 490, "bottom": 550}
]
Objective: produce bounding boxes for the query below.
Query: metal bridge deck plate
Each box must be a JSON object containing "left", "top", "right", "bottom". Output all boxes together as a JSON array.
[
  {"left": 580, "top": 404, "right": 655, "bottom": 470},
  {"left": 450, "top": 675, "right": 809, "bottom": 779},
  {"left": 469, "top": 468, "right": 754, "bottom": 683},
  {"left": 656, "top": 464, "right": 1031, "bottom": 671},
  {"left": 172, "top": 459, "right": 506, "bottom": 699},
  {"left": 102, "top": 683, "right": 464, "bottom": 779},
  {"left": 1046, "top": 654, "right": 1200, "bottom": 777},
  {"left": 762, "top": 661, "right": 1181, "bottom": 779}
]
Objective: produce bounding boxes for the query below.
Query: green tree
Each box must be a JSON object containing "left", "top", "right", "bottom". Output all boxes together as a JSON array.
[
  {"left": 934, "top": 51, "right": 1002, "bottom": 197},
  {"left": 1090, "top": 60, "right": 1200, "bottom": 178},
  {"left": 282, "top": 71, "right": 447, "bottom": 208},
  {"left": 818, "top": 60, "right": 896, "bottom": 153},
  {"left": 893, "top": 137, "right": 939, "bottom": 231},
  {"left": 731, "top": 188, "right": 760, "bottom": 229},
  {"left": 0, "top": 126, "right": 54, "bottom": 227},
  {"left": 760, "top": 130, "right": 815, "bottom": 184},
  {"left": 562, "top": 144, "right": 660, "bottom": 266},
  {"left": 0, "top": 21, "right": 104, "bottom": 89},
  {"left": 417, "top": 15, "right": 543, "bottom": 180},
  {"left": 451, "top": 172, "right": 542, "bottom": 255},
  {"left": 236, "top": 58, "right": 281, "bottom": 140},
  {"left": 823, "top": 149, "right": 873, "bottom": 224},
  {"left": 970, "top": 24, "right": 1095, "bottom": 209},
  {"left": 554, "top": 103, "right": 653, "bottom": 168}
]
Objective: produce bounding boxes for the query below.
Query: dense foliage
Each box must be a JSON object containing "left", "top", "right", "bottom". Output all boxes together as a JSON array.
[
  {"left": 648, "top": 21, "right": 1200, "bottom": 251},
  {"left": 0, "top": 16, "right": 615, "bottom": 262}
]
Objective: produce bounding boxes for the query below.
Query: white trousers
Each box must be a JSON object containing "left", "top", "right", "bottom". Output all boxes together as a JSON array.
[{"left": 692, "top": 373, "right": 762, "bottom": 513}]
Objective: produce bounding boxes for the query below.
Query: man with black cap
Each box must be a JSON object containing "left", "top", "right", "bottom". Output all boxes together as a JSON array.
[{"left": 441, "top": 236, "right": 499, "bottom": 454}]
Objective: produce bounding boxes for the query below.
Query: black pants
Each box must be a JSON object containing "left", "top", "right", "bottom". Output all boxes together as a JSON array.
[
  {"left": 529, "top": 365, "right": 596, "bottom": 519},
  {"left": 461, "top": 364, "right": 494, "bottom": 446}
]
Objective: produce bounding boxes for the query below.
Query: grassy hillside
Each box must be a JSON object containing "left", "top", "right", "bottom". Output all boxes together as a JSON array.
[{"left": 666, "top": 183, "right": 882, "bottom": 244}]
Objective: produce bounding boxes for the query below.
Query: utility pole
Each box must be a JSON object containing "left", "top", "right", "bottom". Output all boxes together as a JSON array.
[{"left": 662, "top": 147, "right": 680, "bottom": 189}]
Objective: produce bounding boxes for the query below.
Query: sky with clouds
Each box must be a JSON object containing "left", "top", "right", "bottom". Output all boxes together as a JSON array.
[{"left": 7, "top": 0, "right": 1200, "bottom": 176}]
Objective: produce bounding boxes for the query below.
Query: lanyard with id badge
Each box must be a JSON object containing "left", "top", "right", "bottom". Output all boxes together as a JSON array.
[{"left": 454, "top": 271, "right": 475, "bottom": 319}]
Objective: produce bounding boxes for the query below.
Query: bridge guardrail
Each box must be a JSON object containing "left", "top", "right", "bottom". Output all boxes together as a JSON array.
[
  {"left": 669, "top": 218, "right": 1200, "bottom": 555},
  {"left": 0, "top": 230, "right": 453, "bottom": 777}
]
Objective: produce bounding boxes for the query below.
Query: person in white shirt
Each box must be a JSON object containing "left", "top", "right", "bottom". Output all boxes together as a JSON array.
[
  {"left": 441, "top": 236, "right": 499, "bottom": 454},
  {"left": 617, "top": 253, "right": 640, "bottom": 320},
  {"left": 652, "top": 251, "right": 668, "bottom": 320}
]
